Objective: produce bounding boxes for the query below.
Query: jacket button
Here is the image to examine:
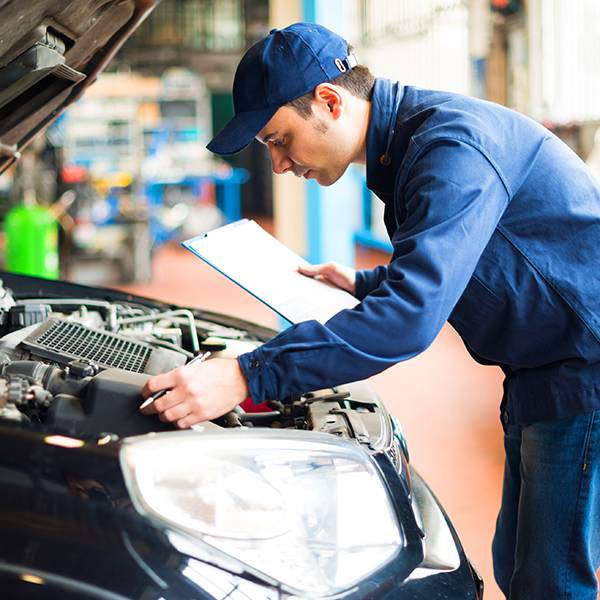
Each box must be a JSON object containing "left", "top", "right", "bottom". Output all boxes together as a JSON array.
[
  {"left": 248, "top": 359, "right": 260, "bottom": 370},
  {"left": 502, "top": 412, "right": 509, "bottom": 424}
]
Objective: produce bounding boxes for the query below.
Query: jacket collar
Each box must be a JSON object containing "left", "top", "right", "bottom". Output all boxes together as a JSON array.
[{"left": 366, "top": 78, "right": 403, "bottom": 198}]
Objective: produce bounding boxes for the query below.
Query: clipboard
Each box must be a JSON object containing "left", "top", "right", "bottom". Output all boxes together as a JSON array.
[{"left": 181, "top": 219, "right": 359, "bottom": 325}]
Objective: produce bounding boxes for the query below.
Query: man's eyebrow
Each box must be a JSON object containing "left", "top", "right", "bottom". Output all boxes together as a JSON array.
[{"left": 258, "top": 130, "right": 276, "bottom": 144}]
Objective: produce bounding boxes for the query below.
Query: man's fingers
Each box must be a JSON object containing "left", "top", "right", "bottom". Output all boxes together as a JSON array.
[
  {"left": 140, "top": 401, "right": 157, "bottom": 415},
  {"left": 176, "top": 413, "right": 204, "bottom": 429},
  {"left": 141, "top": 375, "right": 172, "bottom": 406},
  {"left": 159, "top": 402, "right": 191, "bottom": 424},
  {"left": 139, "top": 358, "right": 250, "bottom": 426},
  {"left": 298, "top": 261, "right": 356, "bottom": 295},
  {"left": 299, "top": 262, "right": 333, "bottom": 276}
]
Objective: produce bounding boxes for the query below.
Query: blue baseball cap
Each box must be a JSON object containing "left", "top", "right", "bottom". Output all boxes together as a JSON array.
[{"left": 207, "top": 22, "right": 358, "bottom": 156}]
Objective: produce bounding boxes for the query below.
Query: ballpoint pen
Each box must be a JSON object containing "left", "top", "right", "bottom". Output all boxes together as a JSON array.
[{"left": 139, "top": 351, "right": 211, "bottom": 409}]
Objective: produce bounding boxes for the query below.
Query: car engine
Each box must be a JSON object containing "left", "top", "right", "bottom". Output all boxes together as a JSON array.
[{"left": 0, "top": 277, "right": 399, "bottom": 461}]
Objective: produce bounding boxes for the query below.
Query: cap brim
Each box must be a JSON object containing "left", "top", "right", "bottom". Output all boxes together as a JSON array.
[{"left": 207, "top": 106, "right": 279, "bottom": 156}]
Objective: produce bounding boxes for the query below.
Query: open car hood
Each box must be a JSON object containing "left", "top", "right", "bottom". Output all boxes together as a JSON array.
[{"left": 0, "top": 0, "right": 161, "bottom": 174}]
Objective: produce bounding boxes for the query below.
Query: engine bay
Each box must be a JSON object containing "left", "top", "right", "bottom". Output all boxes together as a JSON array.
[{"left": 0, "top": 275, "right": 396, "bottom": 458}]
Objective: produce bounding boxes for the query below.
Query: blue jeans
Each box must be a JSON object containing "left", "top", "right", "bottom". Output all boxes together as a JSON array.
[{"left": 492, "top": 411, "right": 600, "bottom": 599}]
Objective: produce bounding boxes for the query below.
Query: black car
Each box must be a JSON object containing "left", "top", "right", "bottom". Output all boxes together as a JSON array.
[
  {"left": 0, "top": 1, "right": 482, "bottom": 597},
  {"left": 0, "top": 272, "right": 483, "bottom": 599}
]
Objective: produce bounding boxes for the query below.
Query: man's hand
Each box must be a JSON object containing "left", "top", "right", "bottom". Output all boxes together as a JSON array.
[
  {"left": 298, "top": 261, "right": 357, "bottom": 296},
  {"left": 140, "top": 358, "right": 250, "bottom": 428}
]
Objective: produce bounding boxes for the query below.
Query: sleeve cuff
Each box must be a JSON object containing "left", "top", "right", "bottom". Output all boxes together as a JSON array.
[
  {"left": 237, "top": 346, "right": 273, "bottom": 404},
  {"left": 355, "top": 266, "right": 388, "bottom": 300}
]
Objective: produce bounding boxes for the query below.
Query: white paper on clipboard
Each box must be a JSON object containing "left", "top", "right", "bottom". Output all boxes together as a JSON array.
[{"left": 181, "top": 219, "right": 359, "bottom": 325}]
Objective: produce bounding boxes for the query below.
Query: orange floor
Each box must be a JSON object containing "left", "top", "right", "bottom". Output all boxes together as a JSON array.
[{"left": 105, "top": 231, "right": 507, "bottom": 600}]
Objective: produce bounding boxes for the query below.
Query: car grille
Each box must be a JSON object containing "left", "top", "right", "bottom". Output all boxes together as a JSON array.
[
  {"left": 20, "top": 317, "right": 186, "bottom": 375},
  {"left": 35, "top": 319, "right": 150, "bottom": 372}
]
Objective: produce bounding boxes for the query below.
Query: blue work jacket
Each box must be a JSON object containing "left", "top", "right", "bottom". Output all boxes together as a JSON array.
[{"left": 239, "top": 78, "right": 600, "bottom": 426}]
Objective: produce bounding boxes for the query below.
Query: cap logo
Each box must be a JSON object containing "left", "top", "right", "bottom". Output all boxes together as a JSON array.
[{"left": 335, "top": 58, "right": 347, "bottom": 73}]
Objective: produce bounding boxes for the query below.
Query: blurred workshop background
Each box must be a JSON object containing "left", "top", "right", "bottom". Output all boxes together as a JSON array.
[{"left": 1, "top": 2, "right": 600, "bottom": 598}]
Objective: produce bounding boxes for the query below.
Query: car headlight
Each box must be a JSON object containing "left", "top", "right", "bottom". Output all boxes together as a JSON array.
[{"left": 120, "top": 429, "right": 403, "bottom": 595}]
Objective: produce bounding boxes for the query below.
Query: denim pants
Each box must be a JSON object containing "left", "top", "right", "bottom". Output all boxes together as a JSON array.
[{"left": 492, "top": 411, "right": 600, "bottom": 599}]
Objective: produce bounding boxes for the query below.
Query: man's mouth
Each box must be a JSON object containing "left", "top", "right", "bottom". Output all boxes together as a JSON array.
[{"left": 291, "top": 166, "right": 311, "bottom": 179}]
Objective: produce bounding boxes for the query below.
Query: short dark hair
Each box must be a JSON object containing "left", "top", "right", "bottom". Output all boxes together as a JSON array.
[{"left": 286, "top": 46, "right": 376, "bottom": 119}]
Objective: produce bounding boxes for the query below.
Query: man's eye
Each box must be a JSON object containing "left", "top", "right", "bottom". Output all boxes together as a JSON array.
[{"left": 273, "top": 138, "right": 284, "bottom": 147}]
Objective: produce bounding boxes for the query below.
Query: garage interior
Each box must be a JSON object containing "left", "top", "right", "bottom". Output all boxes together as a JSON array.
[{"left": 2, "top": 2, "right": 600, "bottom": 599}]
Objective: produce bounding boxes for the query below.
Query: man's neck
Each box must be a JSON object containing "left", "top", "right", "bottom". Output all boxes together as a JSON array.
[{"left": 353, "top": 99, "right": 372, "bottom": 165}]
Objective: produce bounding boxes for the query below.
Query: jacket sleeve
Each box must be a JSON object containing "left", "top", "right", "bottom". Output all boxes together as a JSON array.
[
  {"left": 238, "top": 140, "right": 511, "bottom": 402},
  {"left": 355, "top": 265, "right": 388, "bottom": 300}
]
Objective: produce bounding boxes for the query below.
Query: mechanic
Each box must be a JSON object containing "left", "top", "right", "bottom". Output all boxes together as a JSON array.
[{"left": 141, "top": 22, "right": 600, "bottom": 600}]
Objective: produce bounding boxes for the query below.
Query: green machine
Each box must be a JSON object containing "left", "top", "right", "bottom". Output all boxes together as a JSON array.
[{"left": 5, "top": 203, "right": 59, "bottom": 279}]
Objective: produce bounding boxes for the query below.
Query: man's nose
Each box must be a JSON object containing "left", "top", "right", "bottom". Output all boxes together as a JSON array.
[{"left": 269, "top": 146, "right": 293, "bottom": 175}]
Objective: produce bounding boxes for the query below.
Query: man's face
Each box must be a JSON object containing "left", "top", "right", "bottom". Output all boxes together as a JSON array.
[{"left": 256, "top": 105, "right": 353, "bottom": 187}]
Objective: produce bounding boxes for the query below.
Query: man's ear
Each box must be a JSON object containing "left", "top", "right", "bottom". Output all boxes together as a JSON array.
[{"left": 313, "top": 83, "right": 344, "bottom": 119}]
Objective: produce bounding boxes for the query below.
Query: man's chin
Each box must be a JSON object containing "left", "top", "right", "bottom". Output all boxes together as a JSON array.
[
  {"left": 314, "top": 169, "right": 346, "bottom": 187},
  {"left": 292, "top": 166, "right": 346, "bottom": 186}
]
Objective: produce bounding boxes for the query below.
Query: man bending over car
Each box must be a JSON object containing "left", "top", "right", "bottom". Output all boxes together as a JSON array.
[{"left": 141, "top": 22, "right": 600, "bottom": 600}]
